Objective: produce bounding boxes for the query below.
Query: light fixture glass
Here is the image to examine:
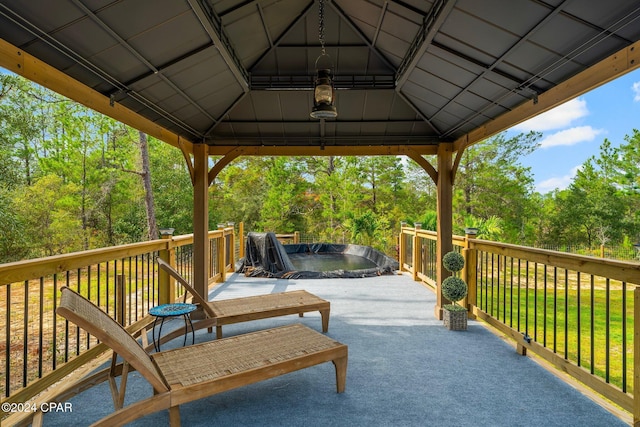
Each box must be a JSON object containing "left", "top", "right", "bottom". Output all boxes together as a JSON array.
[
  {"left": 310, "top": 0, "right": 337, "bottom": 119},
  {"left": 314, "top": 70, "right": 333, "bottom": 104},
  {"left": 311, "top": 68, "right": 337, "bottom": 119}
]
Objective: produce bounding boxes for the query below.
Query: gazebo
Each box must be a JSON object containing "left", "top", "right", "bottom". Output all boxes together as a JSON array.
[{"left": 0, "top": 0, "right": 638, "bottom": 318}]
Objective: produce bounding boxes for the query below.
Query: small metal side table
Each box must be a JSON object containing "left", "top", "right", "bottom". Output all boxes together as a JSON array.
[{"left": 149, "top": 303, "right": 197, "bottom": 352}]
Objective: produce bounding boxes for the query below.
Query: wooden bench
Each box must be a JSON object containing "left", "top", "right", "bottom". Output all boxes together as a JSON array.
[{"left": 157, "top": 258, "right": 330, "bottom": 339}]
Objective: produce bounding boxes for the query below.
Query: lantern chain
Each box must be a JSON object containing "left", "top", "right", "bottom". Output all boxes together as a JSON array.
[{"left": 318, "top": 0, "right": 326, "bottom": 54}]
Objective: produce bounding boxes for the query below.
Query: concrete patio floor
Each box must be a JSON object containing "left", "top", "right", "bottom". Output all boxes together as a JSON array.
[{"left": 43, "top": 272, "right": 628, "bottom": 426}]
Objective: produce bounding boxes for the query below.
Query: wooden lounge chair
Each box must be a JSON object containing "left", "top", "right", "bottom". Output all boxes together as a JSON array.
[
  {"left": 157, "top": 258, "right": 330, "bottom": 339},
  {"left": 56, "top": 286, "right": 348, "bottom": 426}
]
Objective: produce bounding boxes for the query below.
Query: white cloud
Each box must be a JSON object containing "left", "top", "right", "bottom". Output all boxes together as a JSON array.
[
  {"left": 633, "top": 82, "right": 640, "bottom": 102},
  {"left": 538, "top": 126, "right": 603, "bottom": 149},
  {"left": 536, "top": 166, "right": 581, "bottom": 193},
  {"left": 513, "top": 98, "right": 589, "bottom": 132}
]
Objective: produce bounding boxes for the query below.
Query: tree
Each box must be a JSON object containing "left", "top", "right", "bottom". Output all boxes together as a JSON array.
[
  {"left": 0, "top": 188, "right": 28, "bottom": 261},
  {"left": 345, "top": 211, "right": 387, "bottom": 248},
  {"left": 13, "top": 175, "right": 83, "bottom": 256},
  {"left": 149, "top": 138, "right": 194, "bottom": 235},
  {"left": 610, "top": 130, "right": 640, "bottom": 240},
  {"left": 559, "top": 159, "right": 626, "bottom": 247},
  {"left": 259, "top": 157, "right": 306, "bottom": 232},
  {"left": 0, "top": 74, "right": 44, "bottom": 185},
  {"left": 403, "top": 156, "right": 437, "bottom": 220},
  {"left": 454, "top": 132, "right": 541, "bottom": 243},
  {"left": 138, "top": 132, "right": 157, "bottom": 240}
]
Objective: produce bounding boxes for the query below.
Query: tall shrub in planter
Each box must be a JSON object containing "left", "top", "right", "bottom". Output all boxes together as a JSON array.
[{"left": 441, "top": 251, "right": 468, "bottom": 330}]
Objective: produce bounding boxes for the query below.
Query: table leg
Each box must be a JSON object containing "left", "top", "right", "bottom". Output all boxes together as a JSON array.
[
  {"left": 152, "top": 316, "right": 160, "bottom": 352},
  {"left": 155, "top": 317, "right": 167, "bottom": 352}
]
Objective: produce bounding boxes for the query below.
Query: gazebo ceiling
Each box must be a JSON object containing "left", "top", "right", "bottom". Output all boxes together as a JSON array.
[{"left": 0, "top": 0, "right": 639, "bottom": 153}]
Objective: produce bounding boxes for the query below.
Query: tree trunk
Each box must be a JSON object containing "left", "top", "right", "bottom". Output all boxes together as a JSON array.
[
  {"left": 139, "top": 131, "right": 158, "bottom": 240},
  {"left": 81, "top": 144, "right": 88, "bottom": 250}
]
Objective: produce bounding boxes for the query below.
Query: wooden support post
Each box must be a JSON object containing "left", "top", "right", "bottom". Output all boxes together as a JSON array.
[
  {"left": 192, "top": 144, "right": 210, "bottom": 309},
  {"left": 158, "top": 230, "right": 176, "bottom": 305},
  {"left": 463, "top": 229, "right": 478, "bottom": 319},
  {"left": 412, "top": 231, "right": 420, "bottom": 282},
  {"left": 435, "top": 143, "right": 454, "bottom": 320},
  {"left": 294, "top": 231, "right": 300, "bottom": 244},
  {"left": 239, "top": 222, "right": 245, "bottom": 259},
  {"left": 217, "top": 224, "right": 227, "bottom": 283},
  {"left": 227, "top": 223, "right": 235, "bottom": 272},
  {"left": 398, "top": 228, "right": 405, "bottom": 272}
]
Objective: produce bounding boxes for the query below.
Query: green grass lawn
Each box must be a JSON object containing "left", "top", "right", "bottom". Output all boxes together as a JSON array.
[{"left": 477, "top": 283, "right": 634, "bottom": 392}]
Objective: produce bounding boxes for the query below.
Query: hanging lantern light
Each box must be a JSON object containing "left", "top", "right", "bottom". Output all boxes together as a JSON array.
[
  {"left": 310, "top": 0, "right": 337, "bottom": 119},
  {"left": 311, "top": 67, "right": 337, "bottom": 119}
]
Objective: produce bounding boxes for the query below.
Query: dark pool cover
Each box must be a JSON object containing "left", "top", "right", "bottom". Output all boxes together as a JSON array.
[{"left": 238, "top": 232, "right": 399, "bottom": 279}]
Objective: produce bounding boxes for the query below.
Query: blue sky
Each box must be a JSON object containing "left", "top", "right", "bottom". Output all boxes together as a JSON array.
[{"left": 506, "top": 68, "right": 640, "bottom": 194}]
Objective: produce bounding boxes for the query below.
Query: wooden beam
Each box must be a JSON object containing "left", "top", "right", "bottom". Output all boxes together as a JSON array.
[
  {"left": 454, "top": 40, "right": 640, "bottom": 151},
  {"left": 0, "top": 37, "right": 195, "bottom": 154},
  {"left": 208, "top": 148, "right": 243, "bottom": 185},
  {"left": 405, "top": 149, "right": 438, "bottom": 184},
  {"left": 206, "top": 144, "right": 439, "bottom": 157},
  {"left": 451, "top": 140, "right": 470, "bottom": 183},
  {"left": 177, "top": 137, "right": 196, "bottom": 185}
]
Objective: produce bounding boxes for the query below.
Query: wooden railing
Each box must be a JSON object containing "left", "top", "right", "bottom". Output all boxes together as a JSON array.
[
  {"left": 0, "top": 227, "right": 235, "bottom": 410},
  {"left": 399, "top": 226, "right": 640, "bottom": 423}
]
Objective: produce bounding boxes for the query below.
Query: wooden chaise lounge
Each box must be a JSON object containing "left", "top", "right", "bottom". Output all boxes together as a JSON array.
[
  {"left": 56, "top": 286, "right": 348, "bottom": 426},
  {"left": 157, "top": 258, "right": 330, "bottom": 339}
]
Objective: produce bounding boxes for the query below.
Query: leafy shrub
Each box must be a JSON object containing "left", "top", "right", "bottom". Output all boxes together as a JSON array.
[
  {"left": 441, "top": 276, "right": 468, "bottom": 305},
  {"left": 443, "top": 251, "right": 464, "bottom": 273}
]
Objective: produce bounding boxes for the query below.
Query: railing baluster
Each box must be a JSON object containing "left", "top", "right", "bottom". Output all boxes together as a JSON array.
[
  {"left": 23, "top": 280, "right": 28, "bottom": 387},
  {"left": 135, "top": 255, "right": 140, "bottom": 321},
  {"left": 128, "top": 257, "right": 132, "bottom": 325},
  {"left": 534, "top": 262, "right": 538, "bottom": 342},
  {"left": 606, "top": 277, "right": 611, "bottom": 383},
  {"left": 543, "top": 265, "right": 548, "bottom": 347},
  {"left": 491, "top": 253, "right": 495, "bottom": 316},
  {"left": 5, "top": 283, "right": 11, "bottom": 397},
  {"left": 39, "top": 277, "right": 44, "bottom": 379},
  {"left": 622, "top": 281, "right": 627, "bottom": 392},
  {"left": 553, "top": 266, "right": 557, "bottom": 354},
  {"left": 497, "top": 254, "right": 501, "bottom": 320},
  {"left": 577, "top": 272, "right": 581, "bottom": 367},
  {"left": 509, "top": 257, "right": 514, "bottom": 328},
  {"left": 590, "top": 274, "right": 595, "bottom": 375},
  {"left": 106, "top": 261, "right": 110, "bottom": 315},
  {"left": 479, "top": 251, "right": 485, "bottom": 310},
  {"left": 97, "top": 263, "right": 101, "bottom": 311},
  {"left": 564, "top": 269, "right": 568, "bottom": 359},
  {"left": 52, "top": 275, "right": 57, "bottom": 371},
  {"left": 86, "top": 266, "right": 91, "bottom": 348},
  {"left": 76, "top": 269, "right": 81, "bottom": 355},
  {"left": 524, "top": 261, "right": 535, "bottom": 337}
]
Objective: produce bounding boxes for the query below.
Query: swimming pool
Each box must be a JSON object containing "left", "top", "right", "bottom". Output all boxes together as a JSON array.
[
  {"left": 288, "top": 253, "right": 377, "bottom": 272},
  {"left": 238, "top": 233, "right": 399, "bottom": 279}
]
